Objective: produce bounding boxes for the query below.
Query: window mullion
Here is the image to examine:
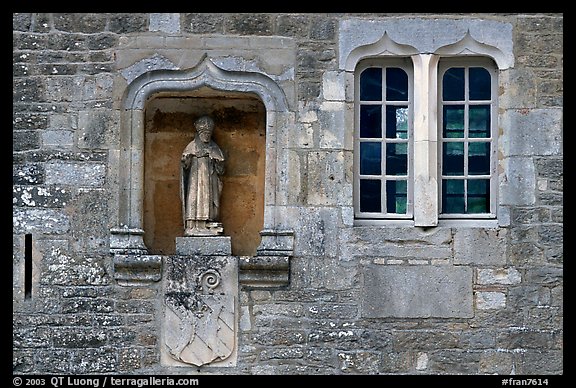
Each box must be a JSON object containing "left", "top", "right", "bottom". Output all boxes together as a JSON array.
[{"left": 411, "top": 53, "right": 439, "bottom": 226}]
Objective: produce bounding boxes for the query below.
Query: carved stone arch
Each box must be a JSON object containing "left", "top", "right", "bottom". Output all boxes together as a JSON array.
[
  {"left": 123, "top": 54, "right": 289, "bottom": 112},
  {"left": 111, "top": 54, "right": 294, "bottom": 285},
  {"left": 434, "top": 30, "right": 512, "bottom": 70},
  {"left": 344, "top": 32, "right": 418, "bottom": 72}
]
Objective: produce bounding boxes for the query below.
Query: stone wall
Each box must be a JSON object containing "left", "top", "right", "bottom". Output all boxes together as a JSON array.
[{"left": 13, "top": 13, "right": 562, "bottom": 375}]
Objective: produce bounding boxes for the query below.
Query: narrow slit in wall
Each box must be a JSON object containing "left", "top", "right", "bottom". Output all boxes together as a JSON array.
[{"left": 24, "top": 234, "right": 32, "bottom": 300}]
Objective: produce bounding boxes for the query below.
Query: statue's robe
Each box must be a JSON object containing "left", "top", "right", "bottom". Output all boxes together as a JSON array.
[{"left": 181, "top": 137, "right": 225, "bottom": 226}]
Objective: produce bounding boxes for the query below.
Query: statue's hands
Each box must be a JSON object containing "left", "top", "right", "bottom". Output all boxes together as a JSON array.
[
  {"left": 214, "top": 160, "right": 225, "bottom": 175},
  {"left": 181, "top": 153, "right": 191, "bottom": 168}
]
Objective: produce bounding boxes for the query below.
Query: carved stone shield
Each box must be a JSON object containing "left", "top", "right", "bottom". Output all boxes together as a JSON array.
[{"left": 164, "top": 291, "right": 235, "bottom": 366}]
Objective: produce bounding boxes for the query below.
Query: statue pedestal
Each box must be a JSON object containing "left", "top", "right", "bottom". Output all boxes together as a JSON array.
[{"left": 175, "top": 235, "right": 232, "bottom": 256}]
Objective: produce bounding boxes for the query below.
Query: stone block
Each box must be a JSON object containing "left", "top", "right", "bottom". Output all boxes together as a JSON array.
[
  {"left": 361, "top": 265, "right": 473, "bottom": 318},
  {"left": 477, "top": 268, "right": 521, "bottom": 285},
  {"left": 476, "top": 291, "right": 506, "bottom": 310},
  {"left": 13, "top": 208, "right": 70, "bottom": 234},
  {"left": 256, "top": 229, "right": 294, "bottom": 256},
  {"left": 45, "top": 162, "right": 106, "bottom": 187},
  {"left": 453, "top": 228, "right": 508, "bottom": 265},
  {"left": 501, "top": 108, "right": 563, "bottom": 157},
  {"left": 500, "top": 157, "right": 536, "bottom": 206},
  {"left": 175, "top": 236, "right": 231, "bottom": 256}
]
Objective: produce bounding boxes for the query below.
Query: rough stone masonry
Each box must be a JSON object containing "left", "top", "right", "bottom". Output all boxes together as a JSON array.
[{"left": 13, "top": 13, "right": 562, "bottom": 375}]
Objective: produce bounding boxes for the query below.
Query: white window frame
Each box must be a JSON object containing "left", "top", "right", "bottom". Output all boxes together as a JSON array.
[
  {"left": 353, "top": 58, "right": 414, "bottom": 220},
  {"left": 438, "top": 57, "right": 499, "bottom": 219}
]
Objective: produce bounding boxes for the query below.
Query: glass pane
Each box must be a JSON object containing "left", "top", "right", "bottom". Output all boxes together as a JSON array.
[
  {"left": 360, "top": 179, "right": 381, "bottom": 213},
  {"left": 360, "top": 67, "right": 382, "bottom": 101},
  {"left": 442, "top": 179, "right": 465, "bottom": 213},
  {"left": 386, "top": 67, "right": 408, "bottom": 101},
  {"left": 469, "top": 105, "right": 491, "bottom": 138},
  {"left": 467, "top": 179, "right": 490, "bottom": 213},
  {"left": 386, "top": 143, "right": 408, "bottom": 176},
  {"left": 443, "top": 67, "right": 465, "bottom": 101},
  {"left": 360, "top": 142, "right": 382, "bottom": 175},
  {"left": 442, "top": 142, "right": 464, "bottom": 176},
  {"left": 468, "top": 142, "right": 491, "bottom": 175},
  {"left": 469, "top": 67, "right": 491, "bottom": 100},
  {"left": 386, "top": 105, "right": 409, "bottom": 139},
  {"left": 386, "top": 180, "right": 407, "bottom": 214},
  {"left": 360, "top": 105, "right": 382, "bottom": 138},
  {"left": 443, "top": 105, "right": 465, "bottom": 138}
]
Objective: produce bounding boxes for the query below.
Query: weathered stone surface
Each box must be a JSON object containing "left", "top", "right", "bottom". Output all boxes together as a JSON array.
[{"left": 361, "top": 265, "right": 473, "bottom": 318}]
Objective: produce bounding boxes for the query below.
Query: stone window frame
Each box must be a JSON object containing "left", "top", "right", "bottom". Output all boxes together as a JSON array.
[{"left": 339, "top": 18, "right": 514, "bottom": 227}]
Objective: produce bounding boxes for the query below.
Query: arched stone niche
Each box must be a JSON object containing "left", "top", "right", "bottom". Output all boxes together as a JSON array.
[
  {"left": 143, "top": 88, "right": 266, "bottom": 256},
  {"left": 110, "top": 55, "right": 295, "bottom": 286}
]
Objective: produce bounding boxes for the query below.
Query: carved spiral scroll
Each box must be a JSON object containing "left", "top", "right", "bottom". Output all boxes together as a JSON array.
[{"left": 199, "top": 269, "right": 221, "bottom": 293}]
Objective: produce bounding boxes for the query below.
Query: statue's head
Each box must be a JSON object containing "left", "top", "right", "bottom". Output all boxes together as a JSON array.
[{"left": 195, "top": 115, "right": 214, "bottom": 143}]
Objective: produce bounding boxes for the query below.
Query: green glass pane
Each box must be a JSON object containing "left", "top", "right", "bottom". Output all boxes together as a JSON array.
[
  {"left": 442, "top": 142, "right": 464, "bottom": 176},
  {"left": 386, "top": 67, "right": 408, "bottom": 101},
  {"left": 386, "top": 105, "right": 408, "bottom": 139},
  {"left": 443, "top": 68, "right": 465, "bottom": 101},
  {"left": 360, "top": 142, "right": 382, "bottom": 175},
  {"left": 468, "top": 142, "right": 490, "bottom": 175},
  {"left": 469, "top": 105, "right": 491, "bottom": 138},
  {"left": 386, "top": 180, "right": 407, "bottom": 214},
  {"left": 469, "top": 67, "right": 491, "bottom": 100},
  {"left": 386, "top": 143, "right": 408, "bottom": 176},
  {"left": 360, "top": 68, "right": 382, "bottom": 101},
  {"left": 442, "top": 179, "right": 465, "bottom": 213},
  {"left": 467, "top": 179, "right": 490, "bottom": 213},
  {"left": 360, "top": 105, "right": 382, "bottom": 138},
  {"left": 443, "top": 105, "right": 465, "bottom": 138},
  {"left": 360, "top": 179, "right": 381, "bottom": 213}
]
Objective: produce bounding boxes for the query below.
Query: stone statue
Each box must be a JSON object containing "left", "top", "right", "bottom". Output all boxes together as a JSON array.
[{"left": 180, "top": 115, "right": 225, "bottom": 236}]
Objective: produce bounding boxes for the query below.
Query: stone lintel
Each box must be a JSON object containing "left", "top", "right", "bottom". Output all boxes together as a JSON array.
[{"left": 175, "top": 236, "right": 232, "bottom": 256}]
